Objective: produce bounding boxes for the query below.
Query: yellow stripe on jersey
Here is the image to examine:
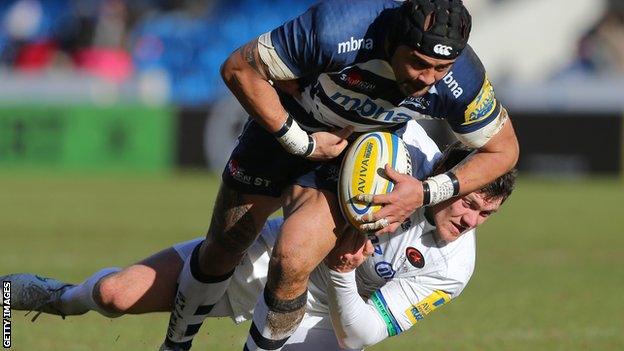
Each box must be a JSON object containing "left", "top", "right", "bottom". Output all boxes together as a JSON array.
[{"left": 404, "top": 290, "right": 452, "bottom": 325}]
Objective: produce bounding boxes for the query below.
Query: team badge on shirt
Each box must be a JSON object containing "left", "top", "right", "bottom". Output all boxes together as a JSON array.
[
  {"left": 463, "top": 78, "right": 497, "bottom": 125},
  {"left": 406, "top": 247, "right": 425, "bottom": 268}
]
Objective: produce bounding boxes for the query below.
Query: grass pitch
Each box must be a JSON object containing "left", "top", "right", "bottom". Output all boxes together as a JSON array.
[{"left": 1, "top": 172, "right": 623, "bottom": 350}]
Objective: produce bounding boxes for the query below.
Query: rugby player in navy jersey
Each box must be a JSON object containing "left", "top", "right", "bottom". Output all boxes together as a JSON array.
[{"left": 158, "top": 1, "right": 519, "bottom": 350}]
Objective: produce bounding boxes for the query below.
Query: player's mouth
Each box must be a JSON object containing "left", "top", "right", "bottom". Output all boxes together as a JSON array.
[
  {"left": 398, "top": 81, "right": 430, "bottom": 97},
  {"left": 451, "top": 222, "right": 465, "bottom": 236}
]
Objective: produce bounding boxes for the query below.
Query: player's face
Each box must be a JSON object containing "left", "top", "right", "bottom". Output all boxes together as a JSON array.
[
  {"left": 390, "top": 45, "right": 455, "bottom": 97},
  {"left": 430, "top": 191, "right": 502, "bottom": 243}
]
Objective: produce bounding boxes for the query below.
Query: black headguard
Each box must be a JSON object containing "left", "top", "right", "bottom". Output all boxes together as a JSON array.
[{"left": 390, "top": 0, "right": 472, "bottom": 60}]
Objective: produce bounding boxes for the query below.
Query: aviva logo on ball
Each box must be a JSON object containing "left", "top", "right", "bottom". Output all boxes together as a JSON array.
[
  {"left": 339, "top": 131, "right": 411, "bottom": 229},
  {"left": 351, "top": 135, "right": 384, "bottom": 214}
]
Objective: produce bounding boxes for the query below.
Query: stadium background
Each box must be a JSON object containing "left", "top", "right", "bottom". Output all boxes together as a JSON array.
[{"left": 1, "top": 0, "right": 623, "bottom": 350}]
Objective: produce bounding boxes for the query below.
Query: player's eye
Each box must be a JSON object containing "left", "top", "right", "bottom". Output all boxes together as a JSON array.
[{"left": 410, "top": 57, "right": 428, "bottom": 70}]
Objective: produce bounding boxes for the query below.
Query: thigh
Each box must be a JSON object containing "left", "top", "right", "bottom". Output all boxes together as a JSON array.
[
  {"left": 266, "top": 185, "right": 345, "bottom": 294},
  {"left": 204, "top": 183, "right": 281, "bottom": 259}
]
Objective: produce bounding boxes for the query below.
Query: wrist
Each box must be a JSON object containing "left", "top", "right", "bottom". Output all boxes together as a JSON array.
[
  {"left": 422, "top": 171, "right": 460, "bottom": 206},
  {"left": 274, "top": 114, "right": 316, "bottom": 156}
]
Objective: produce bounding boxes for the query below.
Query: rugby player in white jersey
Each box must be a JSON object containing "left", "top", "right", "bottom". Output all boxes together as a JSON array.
[
  {"left": 2, "top": 123, "right": 516, "bottom": 350},
  {"left": 156, "top": 0, "right": 519, "bottom": 349}
]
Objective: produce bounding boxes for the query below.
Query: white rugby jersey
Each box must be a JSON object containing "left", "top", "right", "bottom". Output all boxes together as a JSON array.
[
  {"left": 308, "top": 209, "right": 476, "bottom": 341},
  {"left": 259, "top": 0, "right": 505, "bottom": 147}
]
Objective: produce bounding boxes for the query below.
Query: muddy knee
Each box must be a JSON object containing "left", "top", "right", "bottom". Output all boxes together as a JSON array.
[{"left": 266, "top": 252, "right": 314, "bottom": 299}]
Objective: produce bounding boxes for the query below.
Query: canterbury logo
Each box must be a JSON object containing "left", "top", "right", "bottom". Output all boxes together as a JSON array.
[{"left": 433, "top": 44, "right": 452, "bottom": 56}]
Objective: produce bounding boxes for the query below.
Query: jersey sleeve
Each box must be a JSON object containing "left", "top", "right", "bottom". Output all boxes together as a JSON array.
[
  {"left": 326, "top": 268, "right": 468, "bottom": 349},
  {"left": 370, "top": 275, "right": 465, "bottom": 335},
  {"left": 326, "top": 268, "right": 391, "bottom": 349},
  {"left": 434, "top": 47, "right": 508, "bottom": 148},
  {"left": 257, "top": 3, "right": 331, "bottom": 80}
]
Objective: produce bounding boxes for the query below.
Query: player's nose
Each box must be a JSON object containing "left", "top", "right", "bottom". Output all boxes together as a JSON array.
[
  {"left": 460, "top": 210, "right": 479, "bottom": 229},
  {"left": 417, "top": 68, "right": 436, "bottom": 85}
]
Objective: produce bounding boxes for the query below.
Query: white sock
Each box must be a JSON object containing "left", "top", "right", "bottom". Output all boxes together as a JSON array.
[
  {"left": 244, "top": 288, "right": 307, "bottom": 351},
  {"left": 59, "top": 267, "right": 121, "bottom": 317},
  {"left": 163, "top": 242, "right": 233, "bottom": 350}
]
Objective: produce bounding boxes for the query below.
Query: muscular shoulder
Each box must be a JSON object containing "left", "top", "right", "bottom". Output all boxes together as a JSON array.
[
  {"left": 312, "top": 0, "right": 400, "bottom": 64},
  {"left": 430, "top": 45, "right": 503, "bottom": 145}
]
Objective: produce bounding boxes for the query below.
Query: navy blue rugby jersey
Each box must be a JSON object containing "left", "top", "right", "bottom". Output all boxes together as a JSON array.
[{"left": 257, "top": 0, "right": 505, "bottom": 148}]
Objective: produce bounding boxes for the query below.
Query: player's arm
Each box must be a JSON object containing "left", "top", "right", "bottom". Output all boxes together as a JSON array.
[
  {"left": 450, "top": 107, "right": 519, "bottom": 198},
  {"left": 326, "top": 269, "right": 390, "bottom": 348},
  {"left": 323, "top": 230, "right": 388, "bottom": 348},
  {"left": 220, "top": 15, "right": 352, "bottom": 160},
  {"left": 358, "top": 89, "right": 518, "bottom": 235},
  {"left": 326, "top": 268, "right": 460, "bottom": 349},
  {"left": 220, "top": 39, "right": 290, "bottom": 134}
]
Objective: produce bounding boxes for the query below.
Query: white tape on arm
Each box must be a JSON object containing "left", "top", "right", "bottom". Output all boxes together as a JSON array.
[
  {"left": 423, "top": 172, "right": 460, "bottom": 206},
  {"left": 274, "top": 114, "right": 315, "bottom": 156}
]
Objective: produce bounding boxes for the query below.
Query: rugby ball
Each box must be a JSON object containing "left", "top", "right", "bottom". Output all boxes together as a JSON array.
[{"left": 339, "top": 131, "right": 412, "bottom": 229}]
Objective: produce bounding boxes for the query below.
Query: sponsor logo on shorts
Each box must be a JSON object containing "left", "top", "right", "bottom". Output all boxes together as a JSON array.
[
  {"left": 2, "top": 281, "right": 11, "bottom": 348},
  {"left": 227, "top": 160, "right": 272, "bottom": 188},
  {"left": 406, "top": 247, "right": 425, "bottom": 268},
  {"left": 463, "top": 78, "right": 497, "bottom": 125}
]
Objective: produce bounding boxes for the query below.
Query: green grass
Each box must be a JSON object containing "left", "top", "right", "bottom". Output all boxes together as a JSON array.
[{"left": 1, "top": 173, "right": 623, "bottom": 350}]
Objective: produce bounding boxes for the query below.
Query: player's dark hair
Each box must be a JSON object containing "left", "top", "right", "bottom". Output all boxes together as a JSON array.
[
  {"left": 432, "top": 141, "right": 517, "bottom": 204},
  {"left": 390, "top": 0, "right": 472, "bottom": 59}
]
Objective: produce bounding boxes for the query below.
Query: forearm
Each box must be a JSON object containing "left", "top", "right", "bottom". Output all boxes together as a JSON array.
[
  {"left": 453, "top": 114, "right": 519, "bottom": 195},
  {"left": 326, "top": 268, "right": 388, "bottom": 349}
]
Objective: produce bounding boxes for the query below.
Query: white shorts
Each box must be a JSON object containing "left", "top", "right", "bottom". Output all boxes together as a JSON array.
[{"left": 172, "top": 220, "right": 359, "bottom": 350}]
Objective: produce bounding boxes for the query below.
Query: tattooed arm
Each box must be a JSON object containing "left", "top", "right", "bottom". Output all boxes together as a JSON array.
[
  {"left": 220, "top": 39, "right": 292, "bottom": 133},
  {"left": 221, "top": 38, "right": 352, "bottom": 160}
]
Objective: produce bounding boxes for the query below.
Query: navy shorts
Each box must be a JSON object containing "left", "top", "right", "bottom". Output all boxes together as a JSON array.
[{"left": 222, "top": 119, "right": 342, "bottom": 197}]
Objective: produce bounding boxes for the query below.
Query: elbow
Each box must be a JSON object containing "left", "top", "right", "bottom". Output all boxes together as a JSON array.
[{"left": 220, "top": 55, "right": 237, "bottom": 86}]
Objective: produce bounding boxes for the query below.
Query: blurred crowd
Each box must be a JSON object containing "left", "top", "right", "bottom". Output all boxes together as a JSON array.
[
  {"left": 571, "top": 0, "right": 624, "bottom": 75},
  {"left": 0, "top": 0, "right": 314, "bottom": 104},
  {"left": 1, "top": 0, "right": 623, "bottom": 105}
]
